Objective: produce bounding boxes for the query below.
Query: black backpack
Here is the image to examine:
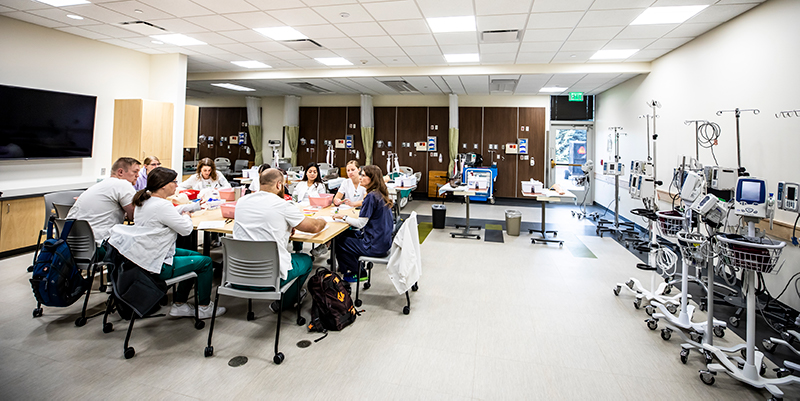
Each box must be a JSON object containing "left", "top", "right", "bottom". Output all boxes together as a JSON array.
[
  {"left": 307, "top": 267, "right": 357, "bottom": 332},
  {"left": 30, "top": 218, "right": 88, "bottom": 307},
  {"left": 103, "top": 243, "right": 167, "bottom": 319}
]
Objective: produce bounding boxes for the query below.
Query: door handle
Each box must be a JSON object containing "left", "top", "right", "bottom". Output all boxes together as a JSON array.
[{"left": 550, "top": 159, "right": 583, "bottom": 168}]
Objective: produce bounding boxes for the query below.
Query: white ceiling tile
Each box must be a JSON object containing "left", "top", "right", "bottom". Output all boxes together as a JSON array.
[
  {"left": 346, "top": 78, "right": 394, "bottom": 94},
  {"left": 434, "top": 32, "right": 478, "bottom": 45},
  {"left": 318, "top": 37, "right": 359, "bottom": 49},
  {"left": 117, "top": 21, "right": 168, "bottom": 36},
  {"left": 362, "top": 1, "right": 422, "bottom": 21},
  {"left": 185, "top": 15, "right": 246, "bottom": 31},
  {"left": 56, "top": 26, "right": 111, "bottom": 40},
  {"left": 378, "top": 56, "right": 415, "bottom": 66},
  {"left": 99, "top": 1, "right": 174, "bottom": 20},
  {"left": 480, "top": 53, "right": 517, "bottom": 63},
  {"left": 416, "top": 0, "right": 474, "bottom": 18},
  {"left": 269, "top": 50, "right": 311, "bottom": 60},
  {"left": 137, "top": 47, "right": 167, "bottom": 54},
  {"left": 647, "top": 36, "right": 693, "bottom": 49},
  {"left": 192, "top": 45, "right": 236, "bottom": 56},
  {"left": 81, "top": 23, "right": 140, "bottom": 38},
  {"left": 625, "top": 48, "right": 671, "bottom": 61},
  {"left": 215, "top": 42, "right": 260, "bottom": 54},
  {"left": 568, "top": 26, "right": 625, "bottom": 41},
  {"left": 0, "top": 5, "right": 14, "bottom": 12},
  {"left": 298, "top": 49, "right": 339, "bottom": 58},
  {"left": 578, "top": 9, "right": 643, "bottom": 27},
  {"left": 392, "top": 34, "right": 437, "bottom": 47},
  {"left": 315, "top": 4, "right": 373, "bottom": 24},
  {"left": 476, "top": 14, "right": 528, "bottom": 31},
  {"left": 522, "top": 28, "right": 572, "bottom": 42},
  {"left": 439, "top": 44, "right": 479, "bottom": 54},
  {"left": 138, "top": 0, "right": 214, "bottom": 18},
  {"left": 245, "top": 0, "right": 308, "bottom": 10},
  {"left": 545, "top": 73, "right": 585, "bottom": 86},
  {"left": 368, "top": 46, "right": 407, "bottom": 56},
  {"left": 651, "top": 0, "right": 716, "bottom": 5},
  {"left": 519, "top": 41, "right": 562, "bottom": 52},
  {"left": 410, "top": 55, "right": 447, "bottom": 65},
  {"left": 379, "top": 19, "right": 430, "bottom": 35},
  {"left": 4, "top": 11, "right": 66, "bottom": 28},
  {"left": 190, "top": 0, "right": 257, "bottom": 14},
  {"left": 574, "top": 73, "right": 621, "bottom": 83},
  {"left": 560, "top": 40, "right": 607, "bottom": 51},
  {"left": 353, "top": 35, "right": 397, "bottom": 48},
  {"left": 603, "top": 38, "right": 654, "bottom": 50},
  {"left": 217, "top": 29, "right": 269, "bottom": 43},
  {"left": 479, "top": 43, "right": 520, "bottom": 54},
  {"left": 61, "top": 4, "right": 131, "bottom": 24},
  {"left": 149, "top": 18, "right": 208, "bottom": 33},
  {"left": 268, "top": 8, "right": 328, "bottom": 26},
  {"left": 615, "top": 24, "right": 677, "bottom": 39},
  {"left": 223, "top": 12, "right": 282, "bottom": 29},
  {"left": 301, "top": 0, "right": 358, "bottom": 6},
  {"left": 336, "top": 21, "right": 386, "bottom": 37},
  {"left": 442, "top": 76, "right": 466, "bottom": 94},
  {"left": 688, "top": 4, "right": 759, "bottom": 24},
  {"left": 190, "top": 32, "right": 239, "bottom": 45},
  {"left": 295, "top": 24, "right": 347, "bottom": 38},
  {"left": 476, "top": 0, "right": 532, "bottom": 16},
  {"left": 590, "top": 0, "right": 656, "bottom": 10},
  {"left": 295, "top": 58, "right": 333, "bottom": 68},
  {"left": 124, "top": 36, "right": 165, "bottom": 47},
  {"left": 0, "top": 0, "right": 50, "bottom": 11},
  {"left": 532, "top": 0, "right": 594, "bottom": 12},
  {"left": 460, "top": 75, "right": 489, "bottom": 94},
  {"left": 98, "top": 38, "right": 145, "bottom": 49},
  {"left": 715, "top": 0, "right": 765, "bottom": 4},
  {"left": 515, "top": 52, "right": 555, "bottom": 63},
  {"left": 663, "top": 22, "right": 717, "bottom": 38},
  {"left": 402, "top": 46, "right": 441, "bottom": 56},
  {"left": 526, "top": 12, "right": 583, "bottom": 29},
  {"left": 27, "top": 8, "right": 100, "bottom": 26},
  {"left": 402, "top": 77, "right": 443, "bottom": 93},
  {"left": 333, "top": 48, "right": 373, "bottom": 57}
]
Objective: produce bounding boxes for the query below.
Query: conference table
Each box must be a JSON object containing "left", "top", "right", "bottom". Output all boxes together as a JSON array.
[{"left": 189, "top": 203, "right": 359, "bottom": 272}]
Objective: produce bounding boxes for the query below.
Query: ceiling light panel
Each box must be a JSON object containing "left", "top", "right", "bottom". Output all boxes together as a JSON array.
[
  {"left": 254, "top": 26, "right": 307, "bottom": 40},
  {"left": 444, "top": 53, "right": 479, "bottom": 63},
  {"left": 631, "top": 6, "right": 709, "bottom": 25},
  {"left": 211, "top": 83, "right": 256, "bottom": 91},
  {"left": 231, "top": 60, "right": 271, "bottom": 68},
  {"left": 590, "top": 49, "right": 639, "bottom": 59},
  {"left": 540, "top": 86, "right": 568, "bottom": 92},
  {"left": 315, "top": 57, "right": 353, "bottom": 66},
  {"left": 427, "top": 16, "right": 476, "bottom": 33},
  {"left": 34, "top": 0, "right": 89, "bottom": 7},
  {"left": 150, "top": 34, "right": 207, "bottom": 46}
]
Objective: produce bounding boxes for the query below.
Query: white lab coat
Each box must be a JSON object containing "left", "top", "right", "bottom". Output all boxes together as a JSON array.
[{"left": 385, "top": 212, "right": 421, "bottom": 294}]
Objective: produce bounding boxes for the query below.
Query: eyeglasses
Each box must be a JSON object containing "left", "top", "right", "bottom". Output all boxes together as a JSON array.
[{"left": 150, "top": 162, "right": 161, "bottom": 166}]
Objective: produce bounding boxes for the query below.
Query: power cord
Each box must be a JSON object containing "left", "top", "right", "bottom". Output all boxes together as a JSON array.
[{"left": 697, "top": 121, "right": 722, "bottom": 165}]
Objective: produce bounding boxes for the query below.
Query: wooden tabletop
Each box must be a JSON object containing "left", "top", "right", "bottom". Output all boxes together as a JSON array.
[{"left": 190, "top": 203, "right": 359, "bottom": 244}]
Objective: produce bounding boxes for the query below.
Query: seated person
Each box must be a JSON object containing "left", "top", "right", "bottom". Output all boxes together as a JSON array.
[
  {"left": 333, "top": 165, "right": 394, "bottom": 282},
  {"left": 134, "top": 155, "right": 161, "bottom": 191},
  {"left": 292, "top": 163, "right": 326, "bottom": 204},
  {"left": 333, "top": 160, "right": 366, "bottom": 208},
  {"left": 234, "top": 168, "right": 326, "bottom": 312},
  {"left": 68, "top": 157, "right": 140, "bottom": 246},
  {"left": 247, "top": 163, "right": 270, "bottom": 193},
  {"left": 179, "top": 157, "right": 231, "bottom": 190},
  {"left": 113, "top": 167, "right": 225, "bottom": 319}
]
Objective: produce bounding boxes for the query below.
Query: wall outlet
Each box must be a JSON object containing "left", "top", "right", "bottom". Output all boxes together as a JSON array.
[{"left": 100, "top": 168, "right": 106, "bottom": 175}]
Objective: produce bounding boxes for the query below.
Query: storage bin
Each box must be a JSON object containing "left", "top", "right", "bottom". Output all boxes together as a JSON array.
[
  {"left": 218, "top": 188, "right": 235, "bottom": 201},
  {"left": 309, "top": 193, "right": 334, "bottom": 208},
  {"left": 505, "top": 209, "right": 522, "bottom": 236},
  {"left": 220, "top": 202, "right": 236, "bottom": 219},
  {"left": 432, "top": 204, "right": 446, "bottom": 229}
]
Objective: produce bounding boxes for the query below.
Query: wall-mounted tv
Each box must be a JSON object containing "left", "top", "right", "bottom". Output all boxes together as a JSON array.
[{"left": 0, "top": 84, "right": 97, "bottom": 160}]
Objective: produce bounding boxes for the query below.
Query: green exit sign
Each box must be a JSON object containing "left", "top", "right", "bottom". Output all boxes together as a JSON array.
[{"left": 569, "top": 92, "right": 584, "bottom": 101}]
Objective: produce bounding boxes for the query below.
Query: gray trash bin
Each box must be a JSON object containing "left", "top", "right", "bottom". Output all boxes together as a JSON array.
[
  {"left": 505, "top": 209, "right": 522, "bottom": 236},
  {"left": 432, "top": 204, "right": 446, "bottom": 229}
]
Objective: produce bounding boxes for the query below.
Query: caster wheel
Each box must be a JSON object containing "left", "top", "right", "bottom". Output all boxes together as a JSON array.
[
  {"left": 451, "top": 234, "right": 455, "bottom": 238},
  {"left": 633, "top": 298, "right": 642, "bottom": 309},
  {"left": 762, "top": 339, "right": 777, "bottom": 353},
  {"left": 626, "top": 280, "right": 635, "bottom": 290},
  {"left": 412, "top": 283, "right": 418, "bottom": 291},
  {"left": 204, "top": 346, "right": 213, "bottom": 357},
  {"left": 713, "top": 326, "right": 725, "bottom": 338},
  {"left": 363, "top": 282, "right": 371, "bottom": 290},
  {"left": 776, "top": 368, "right": 791, "bottom": 378},
  {"left": 297, "top": 316, "right": 306, "bottom": 326},
  {"left": 768, "top": 398, "right": 783, "bottom": 401},
  {"left": 32, "top": 308, "right": 43, "bottom": 318},
  {"left": 781, "top": 331, "right": 794, "bottom": 343},
  {"left": 354, "top": 299, "right": 362, "bottom": 307},
  {"left": 99, "top": 284, "right": 107, "bottom": 293},
  {"left": 246, "top": 311, "right": 255, "bottom": 321},
  {"left": 403, "top": 306, "right": 410, "bottom": 315},
  {"left": 761, "top": 363, "right": 767, "bottom": 376},
  {"left": 195, "top": 320, "right": 205, "bottom": 330},
  {"left": 704, "top": 350, "right": 714, "bottom": 364},
  {"left": 103, "top": 323, "right": 113, "bottom": 333},
  {"left": 729, "top": 316, "right": 739, "bottom": 327},
  {"left": 273, "top": 352, "right": 285, "bottom": 365},
  {"left": 645, "top": 305, "right": 655, "bottom": 316},
  {"left": 699, "top": 299, "right": 708, "bottom": 312},
  {"left": 646, "top": 319, "right": 658, "bottom": 330},
  {"left": 559, "top": 243, "right": 563, "bottom": 248},
  {"left": 690, "top": 332, "right": 702, "bottom": 343},
  {"left": 477, "top": 236, "right": 481, "bottom": 240},
  {"left": 741, "top": 348, "right": 747, "bottom": 359},
  {"left": 700, "top": 371, "right": 715, "bottom": 386},
  {"left": 664, "top": 285, "right": 672, "bottom": 295},
  {"left": 680, "top": 348, "right": 689, "bottom": 364},
  {"left": 124, "top": 347, "right": 135, "bottom": 359},
  {"left": 661, "top": 328, "right": 672, "bottom": 340},
  {"left": 666, "top": 304, "right": 678, "bottom": 315},
  {"left": 613, "top": 286, "right": 621, "bottom": 296},
  {"left": 75, "top": 317, "right": 87, "bottom": 327}
]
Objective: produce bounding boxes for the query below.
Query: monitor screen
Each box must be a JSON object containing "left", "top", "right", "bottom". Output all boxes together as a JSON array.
[
  {"left": 788, "top": 186, "right": 797, "bottom": 201},
  {"left": 737, "top": 179, "right": 765, "bottom": 203}
]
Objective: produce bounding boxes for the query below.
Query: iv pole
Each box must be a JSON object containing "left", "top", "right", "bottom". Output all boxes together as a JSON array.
[
  {"left": 598, "top": 127, "right": 635, "bottom": 237},
  {"left": 716, "top": 108, "right": 759, "bottom": 171}
]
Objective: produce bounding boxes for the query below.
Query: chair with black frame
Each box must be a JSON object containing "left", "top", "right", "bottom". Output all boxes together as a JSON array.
[
  {"left": 28, "top": 190, "right": 85, "bottom": 273},
  {"left": 54, "top": 219, "right": 107, "bottom": 327},
  {"left": 204, "top": 238, "right": 305, "bottom": 364}
]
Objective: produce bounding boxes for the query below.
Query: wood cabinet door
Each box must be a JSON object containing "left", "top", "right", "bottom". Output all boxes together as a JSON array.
[
  {"left": 458, "top": 107, "right": 483, "bottom": 156},
  {"left": 318, "top": 107, "right": 347, "bottom": 166},
  {"left": 483, "top": 107, "right": 518, "bottom": 198},
  {"left": 0, "top": 197, "right": 45, "bottom": 252},
  {"left": 298, "top": 107, "right": 319, "bottom": 168},
  {"left": 517, "top": 107, "right": 547, "bottom": 194},
  {"left": 198, "top": 108, "right": 218, "bottom": 161},
  {"left": 345, "top": 107, "right": 362, "bottom": 166},
  {"left": 427, "top": 107, "right": 449, "bottom": 174},
  {"left": 184, "top": 105, "right": 199, "bottom": 148},
  {"left": 111, "top": 99, "right": 143, "bottom": 163},
  {"left": 396, "top": 107, "right": 428, "bottom": 192},
  {"left": 373, "top": 107, "right": 397, "bottom": 172},
  {"left": 141, "top": 100, "right": 174, "bottom": 168}
]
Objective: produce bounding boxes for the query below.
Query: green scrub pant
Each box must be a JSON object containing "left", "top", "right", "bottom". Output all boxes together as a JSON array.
[{"left": 159, "top": 248, "right": 213, "bottom": 305}]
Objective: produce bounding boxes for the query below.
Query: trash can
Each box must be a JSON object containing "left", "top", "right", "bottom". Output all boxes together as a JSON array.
[
  {"left": 432, "top": 204, "right": 446, "bottom": 229},
  {"left": 505, "top": 209, "right": 522, "bottom": 236}
]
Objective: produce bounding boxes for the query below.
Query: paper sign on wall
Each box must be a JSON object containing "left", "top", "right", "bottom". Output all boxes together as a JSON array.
[
  {"left": 518, "top": 138, "right": 528, "bottom": 155},
  {"left": 345, "top": 134, "right": 353, "bottom": 149},
  {"left": 428, "top": 136, "right": 437, "bottom": 152}
]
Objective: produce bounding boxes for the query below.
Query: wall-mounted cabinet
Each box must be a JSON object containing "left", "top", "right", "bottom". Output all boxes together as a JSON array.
[
  {"left": 112, "top": 99, "right": 174, "bottom": 168},
  {"left": 184, "top": 105, "right": 199, "bottom": 148},
  {"left": 197, "top": 107, "right": 254, "bottom": 166},
  {"left": 0, "top": 196, "right": 45, "bottom": 253}
]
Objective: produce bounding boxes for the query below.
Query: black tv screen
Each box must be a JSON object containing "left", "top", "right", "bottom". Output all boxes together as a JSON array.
[{"left": 0, "top": 84, "right": 96, "bottom": 160}]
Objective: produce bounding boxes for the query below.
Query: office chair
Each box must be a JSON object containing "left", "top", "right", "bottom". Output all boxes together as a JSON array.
[{"left": 54, "top": 219, "right": 107, "bottom": 327}]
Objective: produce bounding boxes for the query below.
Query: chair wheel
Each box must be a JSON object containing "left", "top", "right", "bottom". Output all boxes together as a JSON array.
[
  {"left": 195, "top": 320, "right": 205, "bottom": 330},
  {"left": 103, "top": 323, "right": 113, "bottom": 333},
  {"left": 403, "top": 306, "right": 410, "bottom": 315},
  {"left": 32, "top": 308, "right": 43, "bottom": 318},
  {"left": 477, "top": 236, "right": 481, "bottom": 240},
  {"left": 247, "top": 311, "right": 255, "bottom": 321},
  {"left": 354, "top": 299, "right": 362, "bottom": 307},
  {"left": 763, "top": 339, "right": 777, "bottom": 353},
  {"left": 297, "top": 316, "right": 306, "bottom": 326},
  {"left": 412, "top": 283, "right": 418, "bottom": 291},
  {"left": 75, "top": 317, "right": 87, "bottom": 327},
  {"left": 99, "top": 284, "right": 107, "bottom": 292},
  {"left": 124, "top": 347, "right": 135, "bottom": 359},
  {"left": 363, "top": 282, "right": 371, "bottom": 290},
  {"left": 204, "top": 346, "right": 213, "bottom": 357},
  {"left": 273, "top": 352, "right": 285, "bottom": 364}
]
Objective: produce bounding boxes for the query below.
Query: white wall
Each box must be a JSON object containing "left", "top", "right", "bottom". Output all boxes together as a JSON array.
[
  {"left": 595, "top": 0, "right": 800, "bottom": 309},
  {"left": 0, "top": 16, "right": 188, "bottom": 197}
]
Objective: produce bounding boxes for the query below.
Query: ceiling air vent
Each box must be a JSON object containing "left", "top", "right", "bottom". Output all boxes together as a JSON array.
[
  {"left": 481, "top": 29, "right": 521, "bottom": 43},
  {"left": 280, "top": 39, "right": 324, "bottom": 51},
  {"left": 381, "top": 80, "right": 419, "bottom": 94},
  {"left": 118, "top": 20, "right": 166, "bottom": 35},
  {"left": 490, "top": 79, "right": 518, "bottom": 93},
  {"left": 287, "top": 82, "right": 333, "bottom": 94}
]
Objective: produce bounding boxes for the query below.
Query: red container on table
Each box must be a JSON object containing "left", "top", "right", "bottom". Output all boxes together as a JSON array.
[
  {"left": 180, "top": 189, "right": 199, "bottom": 200},
  {"left": 220, "top": 202, "right": 236, "bottom": 219}
]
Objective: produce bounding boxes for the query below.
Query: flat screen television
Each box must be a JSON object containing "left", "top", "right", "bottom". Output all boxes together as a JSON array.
[{"left": 0, "top": 84, "right": 97, "bottom": 160}]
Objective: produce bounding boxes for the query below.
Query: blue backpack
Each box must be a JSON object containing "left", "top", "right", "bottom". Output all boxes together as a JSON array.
[{"left": 30, "top": 218, "right": 88, "bottom": 307}]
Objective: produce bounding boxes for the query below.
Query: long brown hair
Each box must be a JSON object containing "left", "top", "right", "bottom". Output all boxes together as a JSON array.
[
  {"left": 362, "top": 165, "right": 392, "bottom": 209},
  {"left": 196, "top": 157, "right": 218, "bottom": 181},
  {"left": 133, "top": 167, "right": 177, "bottom": 207}
]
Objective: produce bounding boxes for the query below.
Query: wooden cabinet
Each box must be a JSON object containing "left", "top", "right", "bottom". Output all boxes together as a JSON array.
[
  {"left": 298, "top": 107, "right": 319, "bottom": 168},
  {"left": 0, "top": 197, "right": 45, "bottom": 253},
  {"left": 373, "top": 107, "right": 397, "bottom": 173},
  {"left": 197, "top": 108, "right": 253, "bottom": 166},
  {"left": 318, "top": 107, "right": 347, "bottom": 166},
  {"left": 112, "top": 99, "right": 174, "bottom": 168},
  {"left": 483, "top": 107, "right": 518, "bottom": 198},
  {"left": 518, "top": 107, "right": 547, "bottom": 187},
  {"left": 396, "top": 107, "right": 428, "bottom": 192},
  {"left": 184, "top": 105, "right": 199, "bottom": 148},
  {"left": 346, "top": 107, "right": 362, "bottom": 166},
  {"left": 427, "top": 107, "right": 449, "bottom": 174}
]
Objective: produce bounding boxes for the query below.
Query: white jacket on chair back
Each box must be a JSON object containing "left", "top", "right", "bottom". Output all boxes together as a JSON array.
[{"left": 386, "top": 212, "right": 421, "bottom": 294}]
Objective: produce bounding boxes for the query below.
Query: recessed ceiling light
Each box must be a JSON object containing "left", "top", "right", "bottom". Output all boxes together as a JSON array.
[
  {"left": 211, "top": 83, "right": 256, "bottom": 92},
  {"left": 66, "top": 14, "right": 83, "bottom": 20},
  {"left": 340, "top": 12, "right": 350, "bottom": 18},
  {"left": 231, "top": 60, "right": 272, "bottom": 69},
  {"left": 427, "top": 16, "right": 476, "bottom": 33},
  {"left": 151, "top": 40, "right": 163, "bottom": 44},
  {"left": 444, "top": 53, "right": 479, "bottom": 63},
  {"left": 631, "top": 6, "right": 708, "bottom": 25},
  {"left": 590, "top": 49, "right": 639, "bottom": 59},
  {"left": 254, "top": 27, "right": 307, "bottom": 41},
  {"left": 150, "top": 34, "right": 206, "bottom": 46},
  {"left": 34, "top": 0, "right": 89, "bottom": 7},
  {"left": 134, "top": 9, "right": 143, "bottom": 13},
  {"left": 315, "top": 57, "right": 353, "bottom": 66},
  {"left": 540, "top": 87, "right": 568, "bottom": 93}
]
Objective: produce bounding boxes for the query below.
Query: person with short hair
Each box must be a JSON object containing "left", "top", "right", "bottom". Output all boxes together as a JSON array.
[
  {"left": 332, "top": 165, "right": 394, "bottom": 282},
  {"left": 134, "top": 156, "right": 161, "bottom": 191},
  {"left": 67, "top": 157, "right": 140, "bottom": 245},
  {"left": 292, "top": 163, "right": 326, "bottom": 203},
  {"left": 333, "top": 160, "right": 366, "bottom": 208},
  {"left": 234, "top": 168, "right": 326, "bottom": 312},
  {"left": 178, "top": 157, "right": 230, "bottom": 190},
  {"left": 248, "top": 163, "right": 271, "bottom": 193}
]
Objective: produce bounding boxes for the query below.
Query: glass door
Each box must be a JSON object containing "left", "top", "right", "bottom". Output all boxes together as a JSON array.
[{"left": 548, "top": 124, "right": 593, "bottom": 204}]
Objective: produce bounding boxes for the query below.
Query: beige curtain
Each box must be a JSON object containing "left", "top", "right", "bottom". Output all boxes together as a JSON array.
[
  {"left": 448, "top": 94, "right": 459, "bottom": 176},
  {"left": 360, "top": 94, "right": 374, "bottom": 165},
  {"left": 249, "top": 125, "right": 263, "bottom": 165},
  {"left": 361, "top": 127, "right": 374, "bottom": 165},
  {"left": 286, "top": 126, "right": 299, "bottom": 166},
  {"left": 284, "top": 95, "right": 301, "bottom": 166},
  {"left": 245, "top": 96, "right": 263, "bottom": 165}
]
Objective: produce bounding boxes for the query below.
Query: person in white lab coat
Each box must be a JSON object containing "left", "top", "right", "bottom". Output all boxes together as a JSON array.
[
  {"left": 292, "top": 163, "right": 326, "bottom": 203},
  {"left": 179, "top": 157, "right": 231, "bottom": 190},
  {"left": 333, "top": 160, "right": 366, "bottom": 208}
]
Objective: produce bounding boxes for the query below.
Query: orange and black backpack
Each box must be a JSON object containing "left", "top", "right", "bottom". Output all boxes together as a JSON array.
[{"left": 307, "top": 267, "right": 357, "bottom": 332}]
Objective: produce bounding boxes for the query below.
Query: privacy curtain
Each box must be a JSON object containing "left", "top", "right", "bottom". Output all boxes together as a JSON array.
[
  {"left": 360, "top": 94, "right": 374, "bottom": 165},
  {"left": 449, "top": 94, "right": 459, "bottom": 177},
  {"left": 284, "top": 95, "right": 301, "bottom": 166},
  {"left": 245, "top": 96, "right": 263, "bottom": 165}
]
